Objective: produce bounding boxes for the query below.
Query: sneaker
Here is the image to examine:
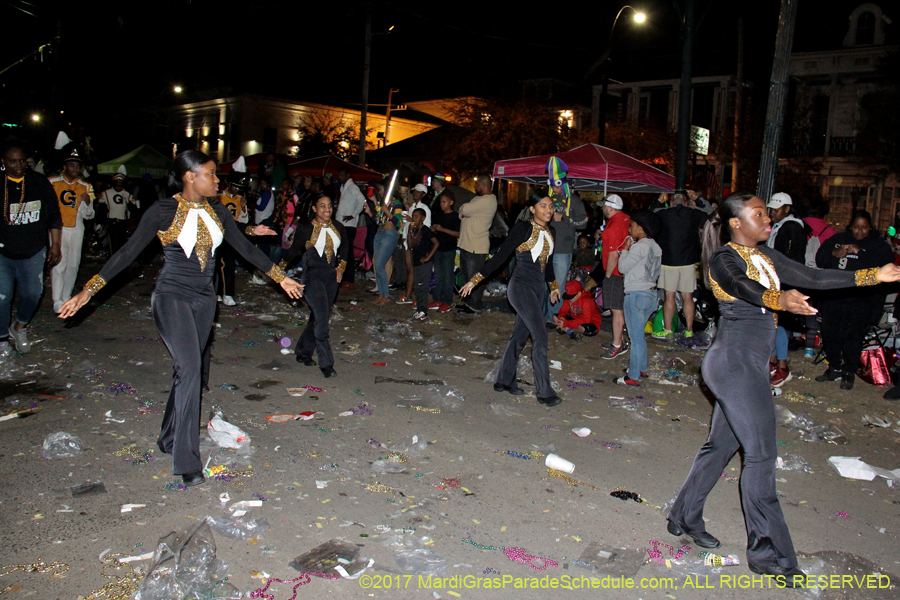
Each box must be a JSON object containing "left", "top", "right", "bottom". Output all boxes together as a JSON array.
[
  {"left": 616, "top": 376, "right": 640, "bottom": 386},
  {"left": 601, "top": 308, "right": 612, "bottom": 318},
  {"left": 771, "top": 367, "right": 792, "bottom": 387},
  {"left": 569, "top": 331, "right": 583, "bottom": 341},
  {"left": 216, "top": 295, "right": 223, "bottom": 303},
  {"left": 53, "top": 300, "right": 64, "bottom": 314},
  {"left": 815, "top": 368, "right": 842, "bottom": 382},
  {"left": 396, "top": 296, "right": 413, "bottom": 304},
  {"left": 622, "top": 368, "right": 648, "bottom": 378},
  {"left": 602, "top": 343, "right": 628, "bottom": 360},
  {"left": 427, "top": 301, "right": 442, "bottom": 310},
  {"left": 222, "top": 295, "right": 236, "bottom": 306},
  {"left": 652, "top": 329, "right": 673, "bottom": 339},
  {"left": 8, "top": 325, "right": 30, "bottom": 353},
  {"left": 840, "top": 372, "right": 855, "bottom": 390},
  {"left": 683, "top": 331, "right": 693, "bottom": 338},
  {"left": 413, "top": 311, "right": 428, "bottom": 321},
  {"left": 456, "top": 304, "right": 481, "bottom": 316},
  {"left": 438, "top": 303, "right": 452, "bottom": 314}
]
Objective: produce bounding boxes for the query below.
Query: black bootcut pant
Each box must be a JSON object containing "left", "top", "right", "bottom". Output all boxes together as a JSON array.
[
  {"left": 820, "top": 298, "right": 878, "bottom": 374},
  {"left": 496, "top": 273, "right": 553, "bottom": 399},
  {"left": 154, "top": 290, "right": 216, "bottom": 475},
  {"left": 295, "top": 268, "right": 338, "bottom": 368}
]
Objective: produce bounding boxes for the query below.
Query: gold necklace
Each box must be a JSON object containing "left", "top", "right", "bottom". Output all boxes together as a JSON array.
[{"left": 3, "top": 175, "right": 27, "bottom": 226}]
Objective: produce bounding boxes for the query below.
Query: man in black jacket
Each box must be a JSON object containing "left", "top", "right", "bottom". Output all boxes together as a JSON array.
[
  {"left": 766, "top": 192, "right": 807, "bottom": 387},
  {"left": 654, "top": 193, "right": 707, "bottom": 338}
]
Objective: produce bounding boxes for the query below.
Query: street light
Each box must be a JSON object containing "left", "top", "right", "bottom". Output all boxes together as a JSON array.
[
  {"left": 597, "top": 5, "right": 646, "bottom": 145},
  {"left": 173, "top": 86, "right": 183, "bottom": 93},
  {"left": 31, "top": 114, "right": 40, "bottom": 122}
]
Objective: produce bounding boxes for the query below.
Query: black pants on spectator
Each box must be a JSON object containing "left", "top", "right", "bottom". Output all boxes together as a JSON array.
[
  {"left": 820, "top": 298, "right": 878, "bottom": 374},
  {"left": 413, "top": 262, "right": 432, "bottom": 310},
  {"left": 459, "top": 249, "right": 487, "bottom": 310},
  {"left": 343, "top": 226, "right": 357, "bottom": 283}
]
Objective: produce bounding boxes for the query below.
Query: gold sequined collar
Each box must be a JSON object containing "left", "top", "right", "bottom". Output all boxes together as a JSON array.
[
  {"left": 516, "top": 221, "right": 553, "bottom": 272},
  {"left": 305, "top": 219, "right": 339, "bottom": 263},
  {"left": 156, "top": 194, "right": 224, "bottom": 270}
]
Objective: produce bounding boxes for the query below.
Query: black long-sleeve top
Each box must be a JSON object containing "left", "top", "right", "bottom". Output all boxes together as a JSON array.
[
  {"left": 814, "top": 230, "right": 893, "bottom": 304},
  {"left": 709, "top": 242, "right": 878, "bottom": 328},
  {"left": 282, "top": 219, "right": 349, "bottom": 271},
  {"left": 468, "top": 220, "right": 558, "bottom": 290},
  {"left": 1, "top": 171, "right": 63, "bottom": 259},
  {"left": 84, "top": 195, "right": 282, "bottom": 297}
]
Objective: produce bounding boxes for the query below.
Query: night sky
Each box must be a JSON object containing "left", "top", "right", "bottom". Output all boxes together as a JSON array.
[{"left": 1, "top": 0, "right": 893, "bottom": 150}]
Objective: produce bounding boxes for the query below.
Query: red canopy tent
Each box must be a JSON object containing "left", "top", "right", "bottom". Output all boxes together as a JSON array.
[
  {"left": 286, "top": 156, "right": 384, "bottom": 183},
  {"left": 492, "top": 144, "right": 675, "bottom": 194}
]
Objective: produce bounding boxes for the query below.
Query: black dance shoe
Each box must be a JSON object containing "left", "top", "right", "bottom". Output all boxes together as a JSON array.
[
  {"left": 321, "top": 366, "right": 337, "bottom": 378},
  {"left": 667, "top": 520, "right": 721, "bottom": 549},
  {"left": 182, "top": 471, "right": 205, "bottom": 487},
  {"left": 493, "top": 383, "right": 525, "bottom": 396},
  {"left": 884, "top": 385, "right": 900, "bottom": 401},
  {"left": 537, "top": 395, "right": 562, "bottom": 407},
  {"left": 748, "top": 563, "right": 806, "bottom": 587},
  {"left": 296, "top": 355, "right": 316, "bottom": 366}
]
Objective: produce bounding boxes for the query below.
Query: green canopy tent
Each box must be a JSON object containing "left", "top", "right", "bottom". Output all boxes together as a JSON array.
[{"left": 97, "top": 145, "right": 172, "bottom": 179}]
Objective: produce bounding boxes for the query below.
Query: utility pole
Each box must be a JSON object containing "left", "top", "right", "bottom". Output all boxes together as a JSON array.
[
  {"left": 731, "top": 17, "right": 744, "bottom": 193},
  {"left": 358, "top": 2, "right": 371, "bottom": 167},
  {"left": 384, "top": 88, "right": 399, "bottom": 146},
  {"left": 757, "top": 0, "right": 799, "bottom": 200},
  {"left": 674, "top": 0, "right": 695, "bottom": 191}
]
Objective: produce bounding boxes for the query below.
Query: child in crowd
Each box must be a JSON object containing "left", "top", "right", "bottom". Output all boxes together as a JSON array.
[
  {"left": 553, "top": 280, "right": 602, "bottom": 340},
  {"left": 429, "top": 193, "right": 460, "bottom": 312},
  {"left": 573, "top": 234, "right": 595, "bottom": 269},
  {"left": 617, "top": 210, "right": 663, "bottom": 386},
  {"left": 407, "top": 208, "right": 439, "bottom": 321}
]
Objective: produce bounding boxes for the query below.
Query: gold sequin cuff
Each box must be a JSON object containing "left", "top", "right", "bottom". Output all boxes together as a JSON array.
[
  {"left": 266, "top": 264, "right": 286, "bottom": 283},
  {"left": 277, "top": 259, "right": 287, "bottom": 271},
  {"left": 245, "top": 225, "right": 256, "bottom": 236},
  {"left": 469, "top": 273, "right": 485, "bottom": 286},
  {"left": 84, "top": 274, "right": 106, "bottom": 296},
  {"left": 855, "top": 267, "right": 879, "bottom": 287},
  {"left": 337, "top": 260, "right": 347, "bottom": 272},
  {"left": 762, "top": 289, "right": 782, "bottom": 311},
  {"left": 548, "top": 280, "right": 559, "bottom": 292}
]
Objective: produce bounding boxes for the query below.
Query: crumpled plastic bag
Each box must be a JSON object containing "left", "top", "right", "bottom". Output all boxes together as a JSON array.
[
  {"left": 394, "top": 548, "right": 448, "bottom": 576},
  {"left": 389, "top": 434, "right": 428, "bottom": 458},
  {"left": 207, "top": 408, "right": 251, "bottom": 450},
  {"left": 135, "top": 519, "right": 239, "bottom": 600},
  {"left": 206, "top": 512, "right": 267, "bottom": 540},
  {"left": 776, "top": 454, "right": 811, "bottom": 473},
  {"left": 42, "top": 432, "right": 85, "bottom": 459}
]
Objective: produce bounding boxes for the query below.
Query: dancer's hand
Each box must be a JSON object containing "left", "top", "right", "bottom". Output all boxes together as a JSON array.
[
  {"left": 281, "top": 277, "right": 304, "bottom": 299},
  {"left": 780, "top": 289, "right": 817, "bottom": 315},
  {"left": 459, "top": 281, "right": 475, "bottom": 297},
  {"left": 59, "top": 291, "right": 91, "bottom": 318},
  {"left": 876, "top": 263, "right": 900, "bottom": 283},
  {"left": 252, "top": 225, "right": 276, "bottom": 236},
  {"left": 550, "top": 289, "right": 561, "bottom": 304},
  {"left": 336, "top": 268, "right": 344, "bottom": 283}
]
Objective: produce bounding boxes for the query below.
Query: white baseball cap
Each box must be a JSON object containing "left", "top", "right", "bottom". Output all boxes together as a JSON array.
[
  {"left": 604, "top": 194, "right": 623, "bottom": 209},
  {"left": 767, "top": 192, "right": 792, "bottom": 209},
  {"left": 412, "top": 183, "right": 428, "bottom": 193}
]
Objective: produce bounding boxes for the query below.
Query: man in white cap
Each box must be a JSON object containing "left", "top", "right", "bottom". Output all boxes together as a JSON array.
[
  {"left": 335, "top": 166, "right": 367, "bottom": 289},
  {"left": 49, "top": 145, "right": 94, "bottom": 313},
  {"left": 766, "top": 192, "right": 807, "bottom": 387},
  {"left": 99, "top": 166, "right": 137, "bottom": 255},
  {"left": 600, "top": 194, "right": 630, "bottom": 359}
]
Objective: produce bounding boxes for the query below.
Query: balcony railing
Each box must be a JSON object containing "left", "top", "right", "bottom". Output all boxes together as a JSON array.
[{"left": 789, "top": 136, "right": 857, "bottom": 157}]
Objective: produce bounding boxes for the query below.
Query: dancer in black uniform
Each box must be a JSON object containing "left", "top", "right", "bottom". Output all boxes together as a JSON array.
[
  {"left": 666, "top": 193, "right": 900, "bottom": 586},
  {"left": 59, "top": 151, "right": 303, "bottom": 487},
  {"left": 282, "top": 196, "right": 348, "bottom": 378},
  {"left": 460, "top": 196, "right": 562, "bottom": 406}
]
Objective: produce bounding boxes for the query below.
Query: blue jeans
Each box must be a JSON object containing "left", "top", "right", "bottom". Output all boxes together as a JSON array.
[
  {"left": 544, "top": 253, "right": 572, "bottom": 321},
  {"left": 0, "top": 249, "right": 46, "bottom": 340},
  {"left": 774, "top": 326, "right": 789, "bottom": 361},
  {"left": 373, "top": 228, "right": 398, "bottom": 297},
  {"left": 624, "top": 289, "right": 658, "bottom": 381},
  {"left": 433, "top": 250, "right": 455, "bottom": 306}
]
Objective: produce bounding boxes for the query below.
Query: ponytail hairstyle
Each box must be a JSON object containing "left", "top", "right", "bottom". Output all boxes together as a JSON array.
[
  {"left": 701, "top": 192, "right": 758, "bottom": 287},
  {"left": 167, "top": 149, "right": 212, "bottom": 195}
]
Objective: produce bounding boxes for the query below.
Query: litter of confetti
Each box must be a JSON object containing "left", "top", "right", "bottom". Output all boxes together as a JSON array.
[
  {"left": 364, "top": 482, "right": 398, "bottom": 495},
  {"left": 544, "top": 469, "right": 600, "bottom": 491},
  {"left": 113, "top": 446, "right": 154, "bottom": 465},
  {"left": 497, "top": 450, "right": 545, "bottom": 460}
]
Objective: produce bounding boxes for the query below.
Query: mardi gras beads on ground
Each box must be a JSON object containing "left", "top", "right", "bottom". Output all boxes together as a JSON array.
[
  {"left": 647, "top": 540, "right": 691, "bottom": 560},
  {"left": 250, "top": 571, "right": 337, "bottom": 600}
]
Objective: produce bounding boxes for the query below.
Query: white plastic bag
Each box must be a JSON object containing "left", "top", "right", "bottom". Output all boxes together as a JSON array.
[{"left": 207, "top": 415, "right": 250, "bottom": 449}]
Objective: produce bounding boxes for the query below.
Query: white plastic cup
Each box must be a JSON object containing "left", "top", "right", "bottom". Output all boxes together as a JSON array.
[{"left": 545, "top": 453, "right": 575, "bottom": 474}]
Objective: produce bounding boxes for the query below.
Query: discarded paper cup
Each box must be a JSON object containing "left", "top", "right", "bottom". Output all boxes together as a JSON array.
[{"left": 545, "top": 453, "right": 575, "bottom": 474}]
